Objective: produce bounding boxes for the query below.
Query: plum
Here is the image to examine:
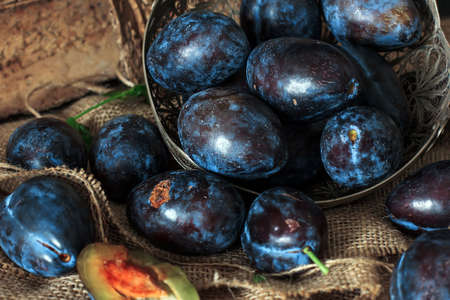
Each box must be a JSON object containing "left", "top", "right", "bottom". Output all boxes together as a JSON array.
[
  {"left": 146, "top": 10, "right": 250, "bottom": 94},
  {"left": 386, "top": 160, "right": 450, "bottom": 232},
  {"left": 6, "top": 117, "right": 87, "bottom": 170},
  {"left": 241, "top": 187, "right": 328, "bottom": 273},
  {"left": 340, "top": 42, "right": 410, "bottom": 134},
  {"left": 246, "top": 38, "right": 363, "bottom": 122},
  {"left": 0, "top": 176, "right": 95, "bottom": 277},
  {"left": 321, "top": 106, "right": 403, "bottom": 189},
  {"left": 240, "top": 0, "right": 321, "bottom": 47},
  {"left": 127, "top": 170, "right": 245, "bottom": 255},
  {"left": 90, "top": 114, "right": 168, "bottom": 202},
  {"left": 77, "top": 243, "right": 199, "bottom": 300},
  {"left": 390, "top": 230, "right": 450, "bottom": 299},
  {"left": 322, "top": 0, "right": 422, "bottom": 50},
  {"left": 178, "top": 87, "right": 288, "bottom": 179}
]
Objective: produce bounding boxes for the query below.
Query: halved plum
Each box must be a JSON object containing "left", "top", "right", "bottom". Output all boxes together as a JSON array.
[{"left": 77, "top": 243, "right": 199, "bottom": 300}]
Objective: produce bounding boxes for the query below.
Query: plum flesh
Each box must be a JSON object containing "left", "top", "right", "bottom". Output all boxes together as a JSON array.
[{"left": 77, "top": 243, "right": 199, "bottom": 300}]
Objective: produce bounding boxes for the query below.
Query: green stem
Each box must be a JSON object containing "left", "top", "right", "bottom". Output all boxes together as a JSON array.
[
  {"left": 303, "top": 246, "right": 329, "bottom": 275},
  {"left": 71, "top": 84, "right": 146, "bottom": 121},
  {"left": 252, "top": 274, "right": 266, "bottom": 283}
]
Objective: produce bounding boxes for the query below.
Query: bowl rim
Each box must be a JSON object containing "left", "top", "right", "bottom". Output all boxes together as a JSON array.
[{"left": 142, "top": 0, "right": 450, "bottom": 208}]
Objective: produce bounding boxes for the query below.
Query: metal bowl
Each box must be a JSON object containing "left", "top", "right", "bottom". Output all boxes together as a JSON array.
[{"left": 143, "top": 0, "right": 450, "bottom": 208}]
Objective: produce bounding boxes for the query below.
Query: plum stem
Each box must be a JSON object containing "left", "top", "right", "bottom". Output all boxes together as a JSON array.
[
  {"left": 302, "top": 246, "right": 329, "bottom": 275},
  {"left": 37, "top": 240, "right": 71, "bottom": 263}
]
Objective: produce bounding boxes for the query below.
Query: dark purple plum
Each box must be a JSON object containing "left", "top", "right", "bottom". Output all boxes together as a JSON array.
[
  {"left": 390, "top": 230, "right": 450, "bottom": 299},
  {"left": 6, "top": 117, "right": 87, "bottom": 170},
  {"left": 90, "top": 114, "right": 168, "bottom": 203},
  {"left": 386, "top": 160, "right": 450, "bottom": 232},
  {"left": 340, "top": 42, "right": 410, "bottom": 134},
  {"left": 0, "top": 176, "right": 95, "bottom": 277},
  {"left": 241, "top": 187, "right": 327, "bottom": 273},
  {"left": 321, "top": 106, "right": 403, "bottom": 189},
  {"left": 127, "top": 170, "right": 245, "bottom": 255},
  {"left": 246, "top": 38, "right": 363, "bottom": 122},
  {"left": 178, "top": 87, "right": 288, "bottom": 179},
  {"left": 240, "top": 0, "right": 321, "bottom": 47},
  {"left": 146, "top": 10, "right": 250, "bottom": 94},
  {"left": 322, "top": 0, "right": 422, "bottom": 50}
]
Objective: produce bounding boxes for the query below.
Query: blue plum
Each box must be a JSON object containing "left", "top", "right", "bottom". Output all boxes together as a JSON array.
[
  {"left": 0, "top": 176, "right": 95, "bottom": 277},
  {"left": 146, "top": 10, "right": 250, "bottom": 94},
  {"left": 386, "top": 160, "right": 450, "bottom": 232},
  {"left": 320, "top": 106, "right": 403, "bottom": 189},
  {"left": 240, "top": 0, "right": 321, "bottom": 47},
  {"left": 90, "top": 114, "right": 168, "bottom": 203},
  {"left": 322, "top": 0, "right": 422, "bottom": 50},
  {"left": 340, "top": 42, "right": 410, "bottom": 134},
  {"left": 178, "top": 87, "right": 288, "bottom": 179},
  {"left": 390, "top": 230, "right": 450, "bottom": 300},
  {"left": 127, "top": 170, "right": 245, "bottom": 255},
  {"left": 246, "top": 38, "right": 362, "bottom": 122},
  {"left": 241, "top": 187, "right": 327, "bottom": 273},
  {"left": 6, "top": 117, "right": 87, "bottom": 170}
]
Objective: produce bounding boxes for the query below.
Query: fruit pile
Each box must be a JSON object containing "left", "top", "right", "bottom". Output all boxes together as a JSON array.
[
  {"left": 147, "top": 0, "right": 420, "bottom": 194},
  {"left": 0, "top": 0, "right": 448, "bottom": 299}
]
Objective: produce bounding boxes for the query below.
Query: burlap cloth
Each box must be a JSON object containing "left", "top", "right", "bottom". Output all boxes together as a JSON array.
[{"left": 0, "top": 94, "right": 448, "bottom": 299}]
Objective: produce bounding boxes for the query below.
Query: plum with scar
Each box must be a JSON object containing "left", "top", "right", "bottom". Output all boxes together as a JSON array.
[{"left": 127, "top": 170, "right": 246, "bottom": 255}]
